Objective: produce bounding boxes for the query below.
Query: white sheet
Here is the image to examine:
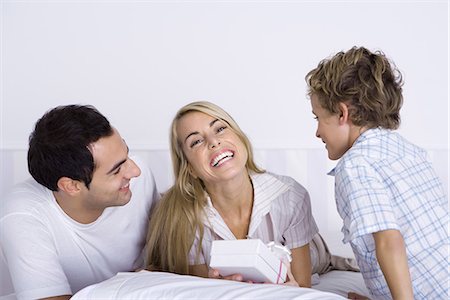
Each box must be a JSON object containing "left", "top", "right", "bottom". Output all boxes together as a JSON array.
[
  {"left": 314, "top": 270, "right": 370, "bottom": 297},
  {"left": 72, "top": 271, "right": 346, "bottom": 300}
]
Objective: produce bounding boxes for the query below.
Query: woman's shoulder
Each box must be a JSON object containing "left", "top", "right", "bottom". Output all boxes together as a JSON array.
[{"left": 253, "top": 172, "right": 308, "bottom": 196}]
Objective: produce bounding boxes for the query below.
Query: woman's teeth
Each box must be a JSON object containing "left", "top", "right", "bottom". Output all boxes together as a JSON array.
[{"left": 211, "top": 151, "right": 234, "bottom": 167}]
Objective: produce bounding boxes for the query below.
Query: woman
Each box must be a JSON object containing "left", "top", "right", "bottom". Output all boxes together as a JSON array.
[{"left": 146, "top": 101, "right": 319, "bottom": 287}]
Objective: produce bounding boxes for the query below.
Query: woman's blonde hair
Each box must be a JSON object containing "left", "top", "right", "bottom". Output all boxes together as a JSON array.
[{"left": 146, "top": 101, "right": 264, "bottom": 274}]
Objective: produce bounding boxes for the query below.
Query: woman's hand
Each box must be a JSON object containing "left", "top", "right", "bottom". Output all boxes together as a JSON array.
[
  {"left": 281, "top": 263, "right": 299, "bottom": 287},
  {"left": 208, "top": 268, "right": 245, "bottom": 282}
]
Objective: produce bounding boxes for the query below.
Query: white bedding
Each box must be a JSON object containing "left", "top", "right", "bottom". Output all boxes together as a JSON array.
[{"left": 72, "top": 270, "right": 348, "bottom": 299}]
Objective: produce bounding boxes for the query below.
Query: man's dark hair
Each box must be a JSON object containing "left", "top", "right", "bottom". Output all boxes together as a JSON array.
[{"left": 28, "top": 104, "right": 113, "bottom": 191}]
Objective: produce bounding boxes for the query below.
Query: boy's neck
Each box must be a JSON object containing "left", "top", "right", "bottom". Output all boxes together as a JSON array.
[{"left": 349, "top": 125, "right": 369, "bottom": 147}]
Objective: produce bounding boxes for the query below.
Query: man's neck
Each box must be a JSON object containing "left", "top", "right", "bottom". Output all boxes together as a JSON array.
[{"left": 52, "top": 191, "right": 103, "bottom": 224}]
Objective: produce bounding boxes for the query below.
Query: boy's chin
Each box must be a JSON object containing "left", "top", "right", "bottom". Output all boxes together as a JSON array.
[{"left": 327, "top": 151, "right": 343, "bottom": 161}]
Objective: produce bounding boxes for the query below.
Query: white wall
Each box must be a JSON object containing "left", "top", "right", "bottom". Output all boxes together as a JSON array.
[
  {"left": 1, "top": 0, "right": 448, "bottom": 151},
  {"left": 0, "top": 1, "right": 448, "bottom": 295}
]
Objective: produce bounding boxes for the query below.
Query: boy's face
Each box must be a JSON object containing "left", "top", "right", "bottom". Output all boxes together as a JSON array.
[{"left": 310, "top": 94, "right": 352, "bottom": 160}]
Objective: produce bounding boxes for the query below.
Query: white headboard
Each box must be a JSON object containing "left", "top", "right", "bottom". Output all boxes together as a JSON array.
[{"left": 1, "top": 147, "right": 447, "bottom": 257}]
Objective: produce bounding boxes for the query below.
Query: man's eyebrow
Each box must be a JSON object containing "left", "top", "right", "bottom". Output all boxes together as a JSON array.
[
  {"left": 106, "top": 159, "right": 127, "bottom": 175},
  {"left": 106, "top": 144, "right": 129, "bottom": 175},
  {"left": 183, "top": 119, "right": 220, "bottom": 143}
]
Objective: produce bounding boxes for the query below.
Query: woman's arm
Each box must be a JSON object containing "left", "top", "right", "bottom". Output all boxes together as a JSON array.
[
  {"left": 373, "top": 229, "right": 413, "bottom": 300},
  {"left": 189, "top": 264, "right": 209, "bottom": 278},
  {"left": 290, "top": 244, "right": 312, "bottom": 287}
]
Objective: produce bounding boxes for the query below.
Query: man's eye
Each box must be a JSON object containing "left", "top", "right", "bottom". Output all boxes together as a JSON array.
[{"left": 313, "top": 116, "right": 318, "bottom": 121}]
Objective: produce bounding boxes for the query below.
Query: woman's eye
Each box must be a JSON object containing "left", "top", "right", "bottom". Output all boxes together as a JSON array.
[
  {"left": 313, "top": 116, "right": 318, "bottom": 121},
  {"left": 190, "top": 139, "right": 202, "bottom": 148},
  {"left": 113, "top": 168, "right": 121, "bottom": 175},
  {"left": 216, "top": 126, "right": 227, "bottom": 133}
]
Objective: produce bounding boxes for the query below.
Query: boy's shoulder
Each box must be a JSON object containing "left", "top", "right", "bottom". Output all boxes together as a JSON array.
[
  {"left": 344, "top": 128, "right": 426, "bottom": 162},
  {"left": 333, "top": 128, "right": 430, "bottom": 180}
]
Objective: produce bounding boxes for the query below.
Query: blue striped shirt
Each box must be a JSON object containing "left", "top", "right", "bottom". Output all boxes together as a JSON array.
[{"left": 329, "top": 128, "right": 448, "bottom": 299}]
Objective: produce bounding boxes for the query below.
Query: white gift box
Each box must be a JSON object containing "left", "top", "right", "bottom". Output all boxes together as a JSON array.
[{"left": 209, "top": 239, "right": 287, "bottom": 284}]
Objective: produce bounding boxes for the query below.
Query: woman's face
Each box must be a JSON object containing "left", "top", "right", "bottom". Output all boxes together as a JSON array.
[{"left": 176, "top": 111, "right": 248, "bottom": 185}]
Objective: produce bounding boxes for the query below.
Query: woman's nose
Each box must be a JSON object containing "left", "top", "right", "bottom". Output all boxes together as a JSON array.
[{"left": 208, "top": 138, "right": 221, "bottom": 149}]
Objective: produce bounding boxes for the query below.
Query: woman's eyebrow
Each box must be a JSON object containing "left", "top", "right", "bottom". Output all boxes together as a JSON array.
[
  {"left": 183, "top": 119, "right": 220, "bottom": 143},
  {"left": 184, "top": 131, "right": 199, "bottom": 143}
]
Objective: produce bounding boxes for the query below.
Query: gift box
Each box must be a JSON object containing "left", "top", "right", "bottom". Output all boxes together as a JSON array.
[{"left": 209, "top": 239, "right": 287, "bottom": 284}]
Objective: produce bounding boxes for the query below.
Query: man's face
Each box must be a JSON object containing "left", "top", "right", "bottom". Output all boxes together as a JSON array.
[{"left": 80, "top": 128, "right": 141, "bottom": 211}]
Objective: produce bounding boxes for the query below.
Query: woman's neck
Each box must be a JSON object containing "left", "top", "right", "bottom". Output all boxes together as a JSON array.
[{"left": 205, "top": 172, "right": 254, "bottom": 239}]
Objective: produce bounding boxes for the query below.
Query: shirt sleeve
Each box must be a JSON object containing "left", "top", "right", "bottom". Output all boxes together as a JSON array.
[
  {"left": 335, "top": 157, "right": 400, "bottom": 243},
  {"left": 188, "top": 230, "right": 206, "bottom": 266},
  {"left": 281, "top": 179, "right": 319, "bottom": 249},
  {"left": 0, "top": 213, "right": 72, "bottom": 300}
]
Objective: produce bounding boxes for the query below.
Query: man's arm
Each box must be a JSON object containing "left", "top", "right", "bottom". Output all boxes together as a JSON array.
[
  {"left": 373, "top": 229, "right": 413, "bottom": 300},
  {"left": 1, "top": 213, "right": 72, "bottom": 300}
]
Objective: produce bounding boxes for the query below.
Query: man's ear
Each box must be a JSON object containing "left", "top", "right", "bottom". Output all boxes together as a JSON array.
[
  {"left": 57, "top": 177, "right": 82, "bottom": 196},
  {"left": 338, "top": 102, "right": 350, "bottom": 125}
]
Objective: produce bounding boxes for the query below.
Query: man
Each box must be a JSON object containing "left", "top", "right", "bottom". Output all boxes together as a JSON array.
[{"left": 0, "top": 105, "right": 159, "bottom": 299}]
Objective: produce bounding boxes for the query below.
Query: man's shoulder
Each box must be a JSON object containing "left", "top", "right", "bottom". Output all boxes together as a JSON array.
[
  {"left": 1, "top": 178, "right": 52, "bottom": 218},
  {"left": 130, "top": 155, "right": 156, "bottom": 183},
  {"left": 127, "top": 155, "right": 160, "bottom": 207}
]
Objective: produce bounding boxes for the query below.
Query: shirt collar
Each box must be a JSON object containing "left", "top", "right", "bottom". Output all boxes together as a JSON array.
[
  {"left": 327, "top": 128, "right": 385, "bottom": 176},
  {"left": 203, "top": 172, "right": 290, "bottom": 240}
]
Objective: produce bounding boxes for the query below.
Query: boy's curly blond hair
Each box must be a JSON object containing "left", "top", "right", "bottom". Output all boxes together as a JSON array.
[{"left": 306, "top": 46, "right": 404, "bottom": 130}]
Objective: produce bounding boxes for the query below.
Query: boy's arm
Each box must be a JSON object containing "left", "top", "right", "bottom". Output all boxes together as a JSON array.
[{"left": 373, "top": 229, "right": 414, "bottom": 300}]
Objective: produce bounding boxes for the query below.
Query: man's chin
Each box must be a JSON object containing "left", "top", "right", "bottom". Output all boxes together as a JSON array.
[{"left": 118, "top": 191, "right": 133, "bottom": 206}]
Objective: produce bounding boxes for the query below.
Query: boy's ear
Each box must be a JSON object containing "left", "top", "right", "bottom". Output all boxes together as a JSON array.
[
  {"left": 57, "top": 177, "right": 82, "bottom": 196},
  {"left": 338, "top": 102, "right": 350, "bottom": 125}
]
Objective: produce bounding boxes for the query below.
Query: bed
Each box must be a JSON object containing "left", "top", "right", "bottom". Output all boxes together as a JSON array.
[
  {"left": 72, "top": 270, "right": 369, "bottom": 300},
  {"left": 1, "top": 150, "right": 374, "bottom": 299},
  {"left": 73, "top": 271, "right": 342, "bottom": 299}
]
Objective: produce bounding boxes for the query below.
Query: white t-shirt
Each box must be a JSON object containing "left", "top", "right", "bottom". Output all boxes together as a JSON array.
[
  {"left": 0, "top": 157, "right": 159, "bottom": 300},
  {"left": 189, "top": 172, "right": 319, "bottom": 266}
]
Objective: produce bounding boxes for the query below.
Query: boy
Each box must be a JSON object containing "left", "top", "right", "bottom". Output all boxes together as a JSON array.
[{"left": 305, "top": 47, "right": 448, "bottom": 299}]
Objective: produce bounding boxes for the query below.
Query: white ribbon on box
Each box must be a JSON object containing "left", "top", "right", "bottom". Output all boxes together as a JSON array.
[{"left": 266, "top": 242, "right": 292, "bottom": 284}]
